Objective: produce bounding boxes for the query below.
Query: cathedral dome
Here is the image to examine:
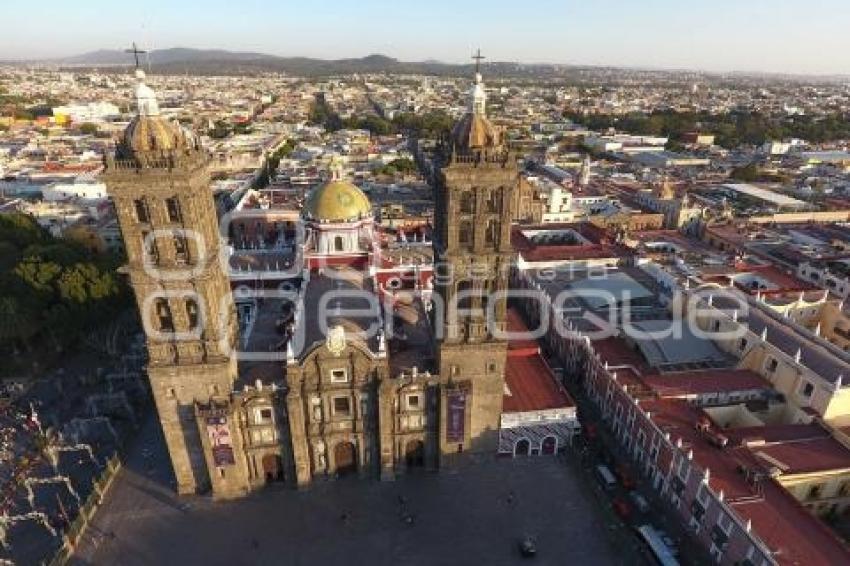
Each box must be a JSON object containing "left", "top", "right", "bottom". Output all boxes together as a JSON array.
[
  {"left": 304, "top": 180, "right": 372, "bottom": 222},
  {"left": 122, "top": 115, "right": 194, "bottom": 153},
  {"left": 451, "top": 113, "right": 500, "bottom": 151}
]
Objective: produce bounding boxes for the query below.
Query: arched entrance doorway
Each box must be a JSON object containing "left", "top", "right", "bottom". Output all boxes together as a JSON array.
[
  {"left": 262, "top": 454, "right": 284, "bottom": 483},
  {"left": 405, "top": 440, "right": 425, "bottom": 468},
  {"left": 334, "top": 442, "right": 357, "bottom": 476},
  {"left": 541, "top": 436, "right": 557, "bottom": 455},
  {"left": 514, "top": 439, "right": 530, "bottom": 457}
]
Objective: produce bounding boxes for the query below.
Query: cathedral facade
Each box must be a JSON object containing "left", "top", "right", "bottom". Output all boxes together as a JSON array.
[{"left": 106, "top": 65, "right": 521, "bottom": 498}]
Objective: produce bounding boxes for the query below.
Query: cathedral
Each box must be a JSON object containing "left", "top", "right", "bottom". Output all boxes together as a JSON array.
[{"left": 105, "top": 64, "right": 525, "bottom": 498}]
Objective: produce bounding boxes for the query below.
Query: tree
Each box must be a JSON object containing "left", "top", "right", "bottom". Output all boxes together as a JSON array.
[
  {"left": 78, "top": 122, "right": 99, "bottom": 136},
  {"left": 730, "top": 164, "right": 761, "bottom": 183},
  {"left": 0, "top": 296, "right": 39, "bottom": 351},
  {"left": 376, "top": 157, "right": 417, "bottom": 176},
  {"left": 0, "top": 213, "right": 130, "bottom": 369}
]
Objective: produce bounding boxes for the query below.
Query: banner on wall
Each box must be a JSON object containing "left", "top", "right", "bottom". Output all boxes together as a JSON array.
[
  {"left": 446, "top": 390, "right": 467, "bottom": 443},
  {"left": 206, "top": 415, "right": 235, "bottom": 467}
]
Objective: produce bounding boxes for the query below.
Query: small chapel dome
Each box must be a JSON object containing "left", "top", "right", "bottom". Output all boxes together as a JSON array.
[{"left": 304, "top": 180, "right": 372, "bottom": 223}]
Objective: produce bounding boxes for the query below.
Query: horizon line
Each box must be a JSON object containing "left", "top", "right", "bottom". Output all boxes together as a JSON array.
[{"left": 3, "top": 45, "right": 850, "bottom": 80}]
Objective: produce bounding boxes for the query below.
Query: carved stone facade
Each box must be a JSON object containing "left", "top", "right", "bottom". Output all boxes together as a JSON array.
[
  {"left": 285, "top": 340, "right": 387, "bottom": 485},
  {"left": 104, "top": 70, "right": 240, "bottom": 496},
  {"left": 109, "top": 66, "right": 521, "bottom": 498}
]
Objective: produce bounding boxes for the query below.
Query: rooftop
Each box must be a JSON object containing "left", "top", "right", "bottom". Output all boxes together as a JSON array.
[
  {"left": 640, "top": 398, "right": 850, "bottom": 566},
  {"left": 503, "top": 310, "right": 574, "bottom": 414}
]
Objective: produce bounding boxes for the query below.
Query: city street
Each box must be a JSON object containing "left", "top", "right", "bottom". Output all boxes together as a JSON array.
[{"left": 70, "top": 415, "right": 637, "bottom": 566}]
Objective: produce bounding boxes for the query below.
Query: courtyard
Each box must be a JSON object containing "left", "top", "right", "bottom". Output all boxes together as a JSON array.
[{"left": 70, "top": 415, "right": 640, "bottom": 566}]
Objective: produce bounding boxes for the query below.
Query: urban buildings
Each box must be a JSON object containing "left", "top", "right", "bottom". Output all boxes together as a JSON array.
[{"left": 3, "top": 47, "right": 850, "bottom": 566}]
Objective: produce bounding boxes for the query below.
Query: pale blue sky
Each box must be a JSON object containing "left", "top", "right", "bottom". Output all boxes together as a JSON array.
[{"left": 2, "top": 0, "right": 848, "bottom": 75}]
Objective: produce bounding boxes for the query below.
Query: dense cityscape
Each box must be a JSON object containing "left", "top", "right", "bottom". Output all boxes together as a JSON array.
[{"left": 2, "top": 13, "right": 850, "bottom": 566}]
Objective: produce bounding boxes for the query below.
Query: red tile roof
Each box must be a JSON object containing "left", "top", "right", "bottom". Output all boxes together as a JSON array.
[
  {"left": 643, "top": 369, "right": 771, "bottom": 397},
  {"left": 503, "top": 350, "right": 574, "bottom": 413},
  {"left": 503, "top": 309, "right": 574, "bottom": 413},
  {"left": 639, "top": 398, "right": 850, "bottom": 566},
  {"left": 727, "top": 424, "right": 850, "bottom": 475}
]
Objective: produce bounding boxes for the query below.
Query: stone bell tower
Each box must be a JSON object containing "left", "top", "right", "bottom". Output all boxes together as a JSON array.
[
  {"left": 433, "top": 51, "right": 517, "bottom": 457},
  {"left": 104, "top": 67, "right": 237, "bottom": 494}
]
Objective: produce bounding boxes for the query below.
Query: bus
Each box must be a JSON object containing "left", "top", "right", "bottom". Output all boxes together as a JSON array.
[{"left": 635, "top": 525, "right": 680, "bottom": 566}]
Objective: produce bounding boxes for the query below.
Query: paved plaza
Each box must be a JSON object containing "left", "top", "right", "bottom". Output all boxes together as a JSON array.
[{"left": 70, "top": 416, "right": 638, "bottom": 566}]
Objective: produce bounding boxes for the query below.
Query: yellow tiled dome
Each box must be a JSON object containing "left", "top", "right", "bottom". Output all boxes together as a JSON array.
[
  {"left": 304, "top": 180, "right": 372, "bottom": 222},
  {"left": 122, "top": 115, "right": 194, "bottom": 153}
]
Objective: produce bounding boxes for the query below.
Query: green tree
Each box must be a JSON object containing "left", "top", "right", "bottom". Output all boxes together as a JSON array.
[
  {"left": 78, "top": 122, "right": 99, "bottom": 136},
  {"left": 730, "top": 164, "right": 761, "bottom": 183},
  {"left": 0, "top": 296, "right": 40, "bottom": 351}
]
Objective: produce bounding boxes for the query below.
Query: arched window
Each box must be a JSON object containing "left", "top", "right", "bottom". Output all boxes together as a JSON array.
[
  {"left": 458, "top": 220, "right": 473, "bottom": 247},
  {"left": 165, "top": 197, "right": 182, "bottom": 222},
  {"left": 481, "top": 279, "right": 494, "bottom": 314},
  {"left": 486, "top": 190, "right": 501, "bottom": 213},
  {"left": 456, "top": 280, "right": 474, "bottom": 310},
  {"left": 141, "top": 230, "right": 158, "bottom": 264},
  {"left": 186, "top": 299, "right": 200, "bottom": 330},
  {"left": 515, "top": 439, "right": 530, "bottom": 456},
  {"left": 173, "top": 231, "right": 188, "bottom": 262},
  {"left": 155, "top": 299, "right": 174, "bottom": 332},
  {"left": 459, "top": 191, "right": 474, "bottom": 214},
  {"left": 485, "top": 220, "right": 500, "bottom": 246},
  {"left": 134, "top": 199, "right": 150, "bottom": 223}
]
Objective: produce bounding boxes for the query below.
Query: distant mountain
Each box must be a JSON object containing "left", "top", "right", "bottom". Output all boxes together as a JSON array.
[
  {"left": 57, "top": 47, "right": 278, "bottom": 66},
  {"left": 19, "top": 47, "right": 568, "bottom": 78},
  {"left": 12, "top": 47, "right": 843, "bottom": 81}
]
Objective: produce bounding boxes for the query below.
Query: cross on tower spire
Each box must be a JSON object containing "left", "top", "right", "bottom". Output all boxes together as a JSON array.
[
  {"left": 125, "top": 42, "right": 147, "bottom": 70},
  {"left": 472, "top": 48, "right": 485, "bottom": 75}
]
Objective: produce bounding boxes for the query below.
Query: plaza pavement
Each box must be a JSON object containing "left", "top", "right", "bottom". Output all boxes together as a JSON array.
[{"left": 70, "top": 415, "right": 641, "bottom": 566}]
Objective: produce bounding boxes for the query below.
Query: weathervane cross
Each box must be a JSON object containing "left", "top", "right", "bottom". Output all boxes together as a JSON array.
[
  {"left": 125, "top": 42, "right": 147, "bottom": 69},
  {"left": 472, "top": 48, "right": 485, "bottom": 74}
]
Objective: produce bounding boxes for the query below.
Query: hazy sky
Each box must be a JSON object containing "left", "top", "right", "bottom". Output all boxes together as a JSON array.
[{"left": 2, "top": 0, "right": 848, "bottom": 75}]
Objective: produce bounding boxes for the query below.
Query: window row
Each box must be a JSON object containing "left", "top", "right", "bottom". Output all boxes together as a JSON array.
[
  {"left": 141, "top": 231, "right": 191, "bottom": 264},
  {"left": 457, "top": 219, "right": 501, "bottom": 248},
  {"left": 154, "top": 298, "right": 200, "bottom": 333},
  {"left": 133, "top": 196, "right": 183, "bottom": 224},
  {"left": 457, "top": 190, "right": 502, "bottom": 214}
]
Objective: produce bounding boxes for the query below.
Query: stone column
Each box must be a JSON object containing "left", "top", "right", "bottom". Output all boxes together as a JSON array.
[
  {"left": 285, "top": 391, "right": 312, "bottom": 487},
  {"left": 377, "top": 379, "right": 396, "bottom": 481}
]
